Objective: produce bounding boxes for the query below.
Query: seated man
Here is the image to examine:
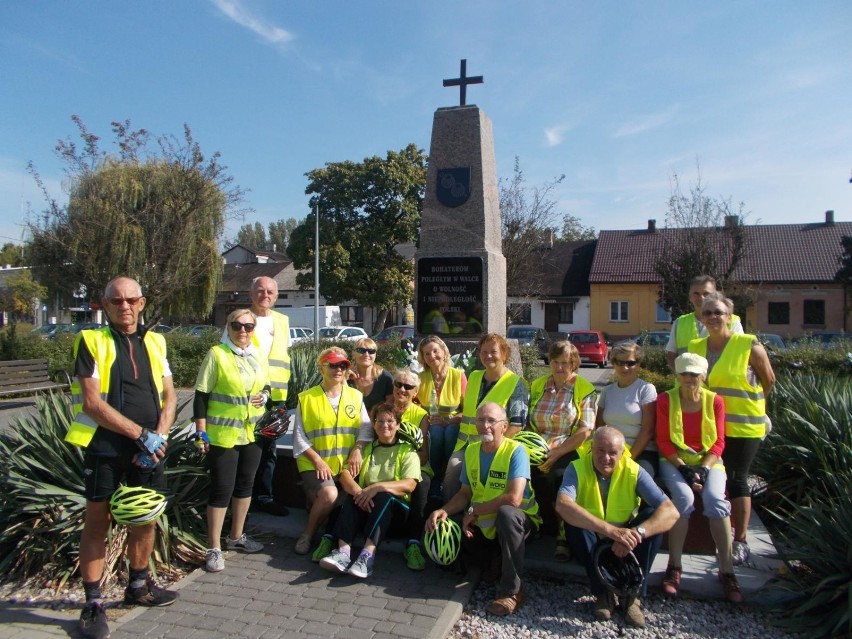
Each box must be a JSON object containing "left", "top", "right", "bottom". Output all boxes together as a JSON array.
[
  {"left": 555, "top": 427, "right": 678, "bottom": 628},
  {"left": 426, "top": 402, "right": 541, "bottom": 617}
]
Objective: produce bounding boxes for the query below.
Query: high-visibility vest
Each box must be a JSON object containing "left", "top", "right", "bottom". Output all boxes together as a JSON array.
[
  {"left": 296, "top": 385, "right": 364, "bottom": 475},
  {"left": 67, "top": 327, "right": 166, "bottom": 448},
  {"left": 690, "top": 333, "right": 765, "bottom": 438},
  {"left": 417, "top": 367, "right": 463, "bottom": 418},
  {"left": 528, "top": 374, "right": 596, "bottom": 454},
  {"left": 572, "top": 451, "right": 641, "bottom": 525},
  {"left": 456, "top": 369, "right": 523, "bottom": 451},
  {"left": 252, "top": 311, "right": 290, "bottom": 403},
  {"left": 665, "top": 388, "right": 724, "bottom": 467},
  {"left": 465, "top": 438, "right": 540, "bottom": 539},
  {"left": 674, "top": 312, "right": 742, "bottom": 355},
  {"left": 359, "top": 440, "right": 418, "bottom": 503},
  {"left": 205, "top": 344, "right": 268, "bottom": 448}
]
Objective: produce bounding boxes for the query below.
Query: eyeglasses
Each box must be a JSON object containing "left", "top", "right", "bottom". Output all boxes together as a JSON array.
[
  {"left": 107, "top": 296, "right": 143, "bottom": 307},
  {"left": 355, "top": 347, "right": 377, "bottom": 355},
  {"left": 393, "top": 381, "right": 416, "bottom": 391},
  {"left": 323, "top": 362, "right": 349, "bottom": 370},
  {"left": 678, "top": 371, "right": 701, "bottom": 378},
  {"left": 230, "top": 321, "right": 255, "bottom": 332},
  {"left": 613, "top": 359, "right": 639, "bottom": 368},
  {"left": 475, "top": 418, "right": 507, "bottom": 427},
  {"left": 702, "top": 309, "right": 728, "bottom": 317}
]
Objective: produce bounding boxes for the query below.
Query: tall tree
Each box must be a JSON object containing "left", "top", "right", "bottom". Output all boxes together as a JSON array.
[
  {"left": 27, "top": 116, "right": 244, "bottom": 321},
  {"left": 234, "top": 222, "right": 267, "bottom": 249},
  {"left": 559, "top": 214, "right": 596, "bottom": 241},
  {"left": 0, "top": 270, "right": 46, "bottom": 323},
  {"left": 0, "top": 243, "right": 25, "bottom": 267},
  {"left": 654, "top": 171, "right": 748, "bottom": 317},
  {"left": 268, "top": 218, "right": 298, "bottom": 253},
  {"left": 287, "top": 144, "right": 427, "bottom": 332}
]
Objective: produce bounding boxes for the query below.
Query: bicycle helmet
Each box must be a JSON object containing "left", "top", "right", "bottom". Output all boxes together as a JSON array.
[
  {"left": 110, "top": 485, "right": 167, "bottom": 526},
  {"left": 513, "top": 430, "right": 550, "bottom": 467},
  {"left": 397, "top": 420, "right": 424, "bottom": 451},
  {"left": 424, "top": 517, "right": 462, "bottom": 566},
  {"left": 592, "top": 538, "right": 644, "bottom": 597},
  {"left": 255, "top": 406, "right": 290, "bottom": 439}
]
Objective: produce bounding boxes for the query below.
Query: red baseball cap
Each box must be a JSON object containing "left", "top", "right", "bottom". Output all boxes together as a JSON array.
[{"left": 320, "top": 351, "right": 351, "bottom": 367}]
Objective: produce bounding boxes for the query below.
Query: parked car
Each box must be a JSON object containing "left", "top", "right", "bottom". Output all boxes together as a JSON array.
[
  {"left": 148, "top": 323, "right": 173, "bottom": 334},
  {"left": 47, "top": 323, "right": 80, "bottom": 339},
  {"left": 795, "top": 331, "right": 851, "bottom": 348},
  {"left": 170, "top": 324, "right": 220, "bottom": 338},
  {"left": 756, "top": 333, "right": 786, "bottom": 351},
  {"left": 631, "top": 331, "right": 670, "bottom": 347},
  {"left": 567, "top": 330, "right": 609, "bottom": 368},
  {"left": 507, "top": 325, "right": 553, "bottom": 362},
  {"left": 317, "top": 326, "right": 369, "bottom": 342},
  {"left": 373, "top": 325, "right": 415, "bottom": 347},
  {"left": 289, "top": 326, "right": 313, "bottom": 347},
  {"left": 31, "top": 324, "right": 64, "bottom": 339}
]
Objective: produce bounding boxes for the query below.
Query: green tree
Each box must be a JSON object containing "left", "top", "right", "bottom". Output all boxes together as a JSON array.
[
  {"left": 0, "top": 243, "right": 25, "bottom": 267},
  {"left": 268, "top": 218, "right": 298, "bottom": 253},
  {"left": 0, "top": 269, "right": 46, "bottom": 323},
  {"left": 232, "top": 222, "right": 267, "bottom": 249},
  {"left": 27, "top": 116, "right": 245, "bottom": 322},
  {"left": 287, "top": 144, "right": 427, "bottom": 332},
  {"left": 559, "top": 214, "right": 596, "bottom": 241}
]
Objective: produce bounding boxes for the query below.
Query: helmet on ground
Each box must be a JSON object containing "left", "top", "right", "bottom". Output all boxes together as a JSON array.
[
  {"left": 397, "top": 420, "right": 424, "bottom": 451},
  {"left": 424, "top": 517, "right": 462, "bottom": 566},
  {"left": 592, "top": 538, "right": 644, "bottom": 597},
  {"left": 110, "top": 485, "right": 167, "bottom": 526},
  {"left": 513, "top": 430, "right": 550, "bottom": 467},
  {"left": 255, "top": 407, "right": 290, "bottom": 439}
]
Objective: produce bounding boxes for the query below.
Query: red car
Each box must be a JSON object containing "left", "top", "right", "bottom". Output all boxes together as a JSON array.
[{"left": 568, "top": 330, "right": 609, "bottom": 368}]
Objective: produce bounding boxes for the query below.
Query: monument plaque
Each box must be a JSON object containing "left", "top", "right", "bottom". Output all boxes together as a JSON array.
[{"left": 417, "top": 257, "right": 483, "bottom": 335}]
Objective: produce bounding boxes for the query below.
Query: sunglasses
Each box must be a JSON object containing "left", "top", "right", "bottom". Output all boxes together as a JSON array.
[
  {"left": 393, "top": 381, "right": 416, "bottom": 391},
  {"left": 230, "top": 321, "right": 256, "bottom": 332},
  {"left": 355, "top": 347, "right": 377, "bottom": 355},
  {"left": 107, "top": 296, "right": 143, "bottom": 307},
  {"left": 323, "top": 362, "right": 349, "bottom": 370},
  {"left": 702, "top": 309, "right": 728, "bottom": 317},
  {"left": 613, "top": 359, "right": 639, "bottom": 368},
  {"left": 678, "top": 371, "right": 701, "bottom": 377}
]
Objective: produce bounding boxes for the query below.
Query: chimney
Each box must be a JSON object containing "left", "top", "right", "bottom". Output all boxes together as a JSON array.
[
  {"left": 826, "top": 210, "right": 835, "bottom": 226},
  {"left": 648, "top": 219, "right": 656, "bottom": 232},
  {"left": 724, "top": 215, "right": 739, "bottom": 229}
]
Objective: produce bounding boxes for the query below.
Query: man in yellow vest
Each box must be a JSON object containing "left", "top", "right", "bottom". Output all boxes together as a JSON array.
[
  {"left": 665, "top": 275, "right": 743, "bottom": 372},
  {"left": 426, "top": 402, "right": 540, "bottom": 617},
  {"left": 555, "top": 427, "right": 678, "bottom": 628},
  {"left": 249, "top": 276, "right": 291, "bottom": 516},
  {"left": 67, "top": 277, "right": 178, "bottom": 639}
]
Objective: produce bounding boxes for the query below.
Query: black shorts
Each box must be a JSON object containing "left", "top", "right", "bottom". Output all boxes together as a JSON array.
[{"left": 83, "top": 453, "right": 165, "bottom": 502}]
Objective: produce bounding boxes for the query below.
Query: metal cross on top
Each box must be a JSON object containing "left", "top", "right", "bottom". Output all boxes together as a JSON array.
[{"left": 443, "top": 59, "right": 483, "bottom": 107}]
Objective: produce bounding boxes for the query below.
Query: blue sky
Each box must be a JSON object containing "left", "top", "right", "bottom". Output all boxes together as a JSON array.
[{"left": 1, "top": 1, "right": 850, "bottom": 248}]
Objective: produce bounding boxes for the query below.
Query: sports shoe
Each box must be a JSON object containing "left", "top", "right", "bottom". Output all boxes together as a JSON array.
[
  {"left": 732, "top": 540, "right": 750, "bottom": 566},
  {"left": 661, "top": 565, "right": 682, "bottom": 598},
  {"left": 79, "top": 601, "right": 109, "bottom": 639},
  {"left": 623, "top": 597, "right": 645, "bottom": 628},
  {"left": 226, "top": 533, "right": 263, "bottom": 553},
  {"left": 123, "top": 576, "right": 178, "bottom": 607},
  {"left": 205, "top": 548, "right": 224, "bottom": 572},
  {"left": 593, "top": 592, "right": 616, "bottom": 621},
  {"left": 404, "top": 543, "right": 426, "bottom": 571},
  {"left": 347, "top": 552, "right": 374, "bottom": 579},
  {"left": 319, "top": 548, "right": 351, "bottom": 574},
  {"left": 554, "top": 540, "right": 572, "bottom": 562},
  {"left": 311, "top": 535, "right": 334, "bottom": 562},
  {"left": 719, "top": 571, "right": 744, "bottom": 603},
  {"left": 294, "top": 533, "right": 312, "bottom": 555}
]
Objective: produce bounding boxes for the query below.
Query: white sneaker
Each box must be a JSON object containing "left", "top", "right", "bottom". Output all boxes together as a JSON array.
[
  {"left": 226, "top": 533, "right": 263, "bottom": 553},
  {"left": 206, "top": 548, "right": 224, "bottom": 572},
  {"left": 319, "top": 549, "right": 351, "bottom": 574}
]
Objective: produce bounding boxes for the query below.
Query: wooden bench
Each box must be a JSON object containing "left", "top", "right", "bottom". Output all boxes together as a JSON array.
[{"left": 0, "top": 359, "right": 71, "bottom": 398}]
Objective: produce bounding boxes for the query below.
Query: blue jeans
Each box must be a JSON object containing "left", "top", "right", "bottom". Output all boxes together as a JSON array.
[{"left": 428, "top": 423, "right": 459, "bottom": 495}]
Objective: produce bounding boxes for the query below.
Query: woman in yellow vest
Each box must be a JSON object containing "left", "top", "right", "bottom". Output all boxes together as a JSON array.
[
  {"left": 193, "top": 309, "right": 271, "bottom": 573},
  {"left": 415, "top": 336, "right": 467, "bottom": 497},
  {"left": 291, "top": 347, "right": 372, "bottom": 560},
  {"left": 657, "top": 353, "right": 743, "bottom": 603},
  {"left": 528, "top": 340, "right": 597, "bottom": 560},
  {"left": 689, "top": 292, "right": 775, "bottom": 566},
  {"left": 318, "top": 403, "right": 421, "bottom": 579}
]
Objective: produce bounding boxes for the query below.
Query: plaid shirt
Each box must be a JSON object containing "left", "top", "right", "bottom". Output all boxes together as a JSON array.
[{"left": 532, "top": 376, "right": 597, "bottom": 446}]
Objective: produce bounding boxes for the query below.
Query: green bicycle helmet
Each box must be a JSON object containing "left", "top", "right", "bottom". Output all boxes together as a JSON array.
[
  {"left": 110, "top": 485, "right": 167, "bottom": 526},
  {"left": 513, "top": 430, "right": 550, "bottom": 467},
  {"left": 397, "top": 420, "right": 424, "bottom": 451},
  {"left": 424, "top": 517, "right": 461, "bottom": 566}
]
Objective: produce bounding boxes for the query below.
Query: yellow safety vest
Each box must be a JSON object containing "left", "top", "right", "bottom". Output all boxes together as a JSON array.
[
  {"left": 456, "top": 369, "right": 523, "bottom": 451},
  {"left": 674, "top": 312, "right": 742, "bottom": 355},
  {"left": 465, "top": 438, "right": 541, "bottom": 539},
  {"left": 690, "top": 333, "right": 765, "bottom": 438},
  {"left": 359, "top": 440, "right": 418, "bottom": 503},
  {"left": 572, "top": 452, "right": 641, "bottom": 525},
  {"left": 205, "top": 344, "right": 268, "bottom": 448},
  {"left": 528, "top": 374, "right": 596, "bottom": 455},
  {"left": 665, "top": 388, "right": 724, "bottom": 467},
  {"left": 67, "top": 328, "right": 166, "bottom": 448},
  {"left": 296, "top": 385, "right": 364, "bottom": 474},
  {"left": 417, "top": 367, "right": 463, "bottom": 418},
  {"left": 252, "top": 311, "right": 290, "bottom": 403}
]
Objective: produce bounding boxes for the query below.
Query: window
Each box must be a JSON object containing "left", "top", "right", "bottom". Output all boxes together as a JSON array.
[
  {"left": 767, "top": 302, "right": 790, "bottom": 325},
  {"left": 508, "top": 303, "right": 532, "bottom": 324},
  {"left": 558, "top": 303, "right": 574, "bottom": 324},
  {"left": 610, "top": 301, "right": 629, "bottom": 322},
  {"left": 655, "top": 303, "right": 671, "bottom": 323},
  {"left": 803, "top": 299, "right": 825, "bottom": 326},
  {"left": 340, "top": 306, "right": 363, "bottom": 323}
]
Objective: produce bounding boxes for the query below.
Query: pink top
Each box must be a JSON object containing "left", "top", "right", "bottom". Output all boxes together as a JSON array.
[{"left": 656, "top": 392, "right": 726, "bottom": 459}]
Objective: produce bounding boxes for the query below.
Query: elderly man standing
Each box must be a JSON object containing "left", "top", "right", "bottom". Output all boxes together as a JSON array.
[
  {"left": 249, "top": 276, "right": 291, "bottom": 516},
  {"left": 426, "top": 402, "right": 540, "bottom": 617},
  {"left": 556, "top": 427, "right": 678, "bottom": 628},
  {"left": 66, "top": 276, "right": 178, "bottom": 639}
]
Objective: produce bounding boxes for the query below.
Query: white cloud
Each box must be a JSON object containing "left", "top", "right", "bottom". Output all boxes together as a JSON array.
[
  {"left": 544, "top": 125, "right": 568, "bottom": 147},
  {"left": 614, "top": 105, "right": 679, "bottom": 138},
  {"left": 211, "top": 0, "right": 293, "bottom": 45}
]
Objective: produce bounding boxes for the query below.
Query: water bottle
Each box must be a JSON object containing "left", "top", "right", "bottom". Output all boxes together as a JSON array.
[{"left": 429, "top": 389, "right": 439, "bottom": 419}]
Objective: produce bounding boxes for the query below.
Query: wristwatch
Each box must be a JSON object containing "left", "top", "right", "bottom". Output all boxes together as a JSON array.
[
  {"left": 634, "top": 526, "right": 646, "bottom": 540},
  {"left": 465, "top": 506, "right": 476, "bottom": 517}
]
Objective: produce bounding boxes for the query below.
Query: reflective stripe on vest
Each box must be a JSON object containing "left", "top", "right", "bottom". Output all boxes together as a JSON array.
[
  {"left": 674, "top": 312, "right": 742, "bottom": 355},
  {"left": 465, "top": 438, "right": 540, "bottom": 539},
  {"left": 528, "top": 374, "right": 596, "bottom": 455},
  {"left": 690, "top": 333, "right": 765, "bottom": 438},
  {"left": 251, "top": 311, "right": 291, "bottom": 403},
  {"left": 206, "top": 344, "right": 268, "bottom": 448},
  {"left": 456, "top": 369, "right": 521, "bottom": 451},
  {"left": 666, "top": 388, "right": 723, "bottom": 467},
  {"left": 573, "top": 452, "right": 641, "bottom": 525},
  {"left": 296, "top": 385, "right": 364, "bottom": 475},
  {"left": 416, "top": 367, "right": 463, "bottom": 418},
  {"left": 66, "top": 328, "right": 166, "bottom": 448}
]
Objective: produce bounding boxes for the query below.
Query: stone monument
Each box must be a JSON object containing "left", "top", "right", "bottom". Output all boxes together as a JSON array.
[{"left": 415, "top": 59, "right": 506, "bottom": 339}]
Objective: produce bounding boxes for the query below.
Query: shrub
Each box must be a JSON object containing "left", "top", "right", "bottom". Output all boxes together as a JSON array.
[
  {"left": 163, "top": 331, "right": 219, "bottom": 388},
  {"left": 518, "top": 345, "right": 540, "bottom": 382},
  {"left": 637, "top": 367, "right": 674, "bottom": 394},
  {"left": 639, "top": 345, "right": 669, "bottom": 375}
]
